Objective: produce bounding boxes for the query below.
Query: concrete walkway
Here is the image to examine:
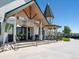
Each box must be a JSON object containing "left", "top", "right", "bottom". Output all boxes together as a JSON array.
[{"left": 0, "top": 39, "right": 79, "bottom": 59}]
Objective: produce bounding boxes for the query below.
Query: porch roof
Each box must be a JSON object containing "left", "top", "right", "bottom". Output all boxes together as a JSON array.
[
  {"left": 5, "top": 0, "right": 49, "bottom": 25},
  {"left": 45, "top": 24, "right": 61, "bottom": 29}
]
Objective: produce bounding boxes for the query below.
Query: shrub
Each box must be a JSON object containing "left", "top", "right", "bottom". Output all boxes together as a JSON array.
[
  {"left": 57, "top": 36, "right": 63, "bottom": 41},
  {"left": 62, "top": 37, "right": 70, "bottom": 41}
]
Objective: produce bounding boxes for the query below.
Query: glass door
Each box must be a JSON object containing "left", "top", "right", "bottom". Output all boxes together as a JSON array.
[
  {"left": 28, "top": 27, "right": 33, "bottom": 40},
  {"left": 21, "top": 27, "right": 26, "bottom": 41},
  {"left": 16, "top": 27, "right": 26, "bottom": 41}
]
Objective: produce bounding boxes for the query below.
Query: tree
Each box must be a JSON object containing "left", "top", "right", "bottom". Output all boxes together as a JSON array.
[{"left": 63, "top": 26, "right": 71, "bottom": 35}]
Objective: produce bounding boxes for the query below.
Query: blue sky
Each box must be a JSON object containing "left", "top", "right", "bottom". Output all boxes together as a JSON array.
[{"left": 36, "top": 0, "right": 79, "bottom": 33}]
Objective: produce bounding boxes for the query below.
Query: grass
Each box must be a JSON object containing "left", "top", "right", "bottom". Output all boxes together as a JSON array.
[{"left": 62, "top": 37, "right": 70, "bottom": 42}]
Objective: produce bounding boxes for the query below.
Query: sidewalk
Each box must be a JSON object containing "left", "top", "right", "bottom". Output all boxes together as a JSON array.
[
  {"left": 0, "top": 39, "right": 79, "bottom": 59},
  {"left": 0, "top": 40, "right": 56, "bottom": 51}
]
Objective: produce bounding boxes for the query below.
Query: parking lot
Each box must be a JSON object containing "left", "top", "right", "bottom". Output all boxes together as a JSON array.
[{"left": 0, "top": 39, "right": 79, "bottom": 59}]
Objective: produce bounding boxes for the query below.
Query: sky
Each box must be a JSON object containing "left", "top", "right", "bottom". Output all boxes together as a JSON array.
[{"left": 36, "top": 0, "right": 79, "bottom": 33}]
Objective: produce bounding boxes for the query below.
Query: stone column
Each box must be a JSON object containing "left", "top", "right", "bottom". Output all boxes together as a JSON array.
[
  {"left": 26, "top": 19, "right": 28, "bottom": 40},
  {"left": 44, "top": 28, "right": 47, "bottom": 40},
  {"left": 33, "top": 20, "right": 35, "bottom": 41},
  {"left": 54, "top": 28, "right": 58, "bottom": 40},
  {"left": 55, "top": 28, "right": 58, "bottom": 40},
  {"left": 53, "top": 29, "right": 56, "bottom": 40},
  {"left": 13, "top": 21, "right": 16, "bottom": 43},
  {"left": 39, "top": 21, "right": 43, "bottom": 40}
]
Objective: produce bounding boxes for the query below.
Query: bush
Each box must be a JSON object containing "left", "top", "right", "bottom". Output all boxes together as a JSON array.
[
  {"left": 62, "top": 37, "right": 70, "bottom": 41},
  {"left": 57, "top": 36, "right": 63, "bottom": 41}
]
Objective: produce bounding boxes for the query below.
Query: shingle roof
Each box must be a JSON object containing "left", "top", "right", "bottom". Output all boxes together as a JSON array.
[{"left": 44, "top": 4, "right": 54, "bottom": 18}]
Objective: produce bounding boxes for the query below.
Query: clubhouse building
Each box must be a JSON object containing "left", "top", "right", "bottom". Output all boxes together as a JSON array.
[{"left": 0, "top": 0, "right": 61, "bottom": 44}]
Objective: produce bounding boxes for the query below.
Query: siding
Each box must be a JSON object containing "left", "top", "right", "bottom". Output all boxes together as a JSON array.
[{"left": 0, "top": 0, "right": 15, "bottom": 7}]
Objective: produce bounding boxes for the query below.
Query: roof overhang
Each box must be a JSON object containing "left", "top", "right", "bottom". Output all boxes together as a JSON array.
[
  {"left": 5, "top": 0, "right": 49, "bottom": 26},
  {"left": 45, "top": 24, "right": 61, "bottom": 29},
  {"left": 5, "top": 0, "right": 34, "bottom": 17}
]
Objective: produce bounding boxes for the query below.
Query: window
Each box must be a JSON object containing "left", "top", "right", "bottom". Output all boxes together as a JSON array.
[
  {"left": 0, "top": 0, "right": 15, "bottom": 7},
  {"left": 5, "top": 23, "right": 13, "bottom": 32}
]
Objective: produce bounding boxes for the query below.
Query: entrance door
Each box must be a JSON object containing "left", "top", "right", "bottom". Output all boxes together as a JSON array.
[
  {"left": 16, "top": 27, "right": 26, "bottom": 41},
  {"left": 28, "top": 27, "right": 33, "bottom": 40},
  {"left": 8, "top": 34, "right": 13, "bottom": 42},
  {"left": 21, "top": 27, "right": 26, "bottom": 41},
  {"left": 8, "top": 24, "right": 14, "bottom": 42}
]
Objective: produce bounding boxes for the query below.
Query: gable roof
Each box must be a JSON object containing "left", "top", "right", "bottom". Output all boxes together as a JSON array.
[{"left": 4, "top": 0, "right": 49, "bottom": 25}]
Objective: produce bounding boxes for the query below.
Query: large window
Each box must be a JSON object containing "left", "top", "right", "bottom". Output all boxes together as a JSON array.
[{"left": 0, "top": 0, "right": 15, "bottom": 7}]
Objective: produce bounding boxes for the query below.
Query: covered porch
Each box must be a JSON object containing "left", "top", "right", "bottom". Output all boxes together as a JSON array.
[
  {"left": 5, "top": 1, "right": 48, "bottom": 43},
  {"left": 44, "top": 25, "right": 61, "bottom": 40}
]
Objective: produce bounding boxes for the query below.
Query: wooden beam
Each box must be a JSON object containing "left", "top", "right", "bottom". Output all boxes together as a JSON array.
[
  {"left": 29, "top": 6, "right": 32, "bottom": 19},
  {"left": 23, "top": 9, "right": 30, "bottom": 19}
]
